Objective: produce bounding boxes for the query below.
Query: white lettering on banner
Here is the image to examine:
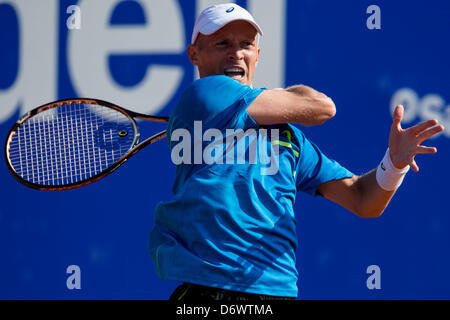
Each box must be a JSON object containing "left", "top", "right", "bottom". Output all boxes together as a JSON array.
[
  {"left": 68, "top": 0, "right": 184, "bottom": 116},
  {"left": 0, "top": 0, "right": 286, "bottom": 123},
  {"left": 195, "top": 0, "right": 286, "bottom": 89},
  {"left": 0, "top": 0, "right": 57, "bottom": 123},
  {"left": 391, "top": 88, "right": 450, "bottom": 138}
]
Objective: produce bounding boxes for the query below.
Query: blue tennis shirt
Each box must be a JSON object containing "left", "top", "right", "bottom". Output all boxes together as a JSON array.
[{"left": 149, "top": 75, "right": 354, "bottom": 297}]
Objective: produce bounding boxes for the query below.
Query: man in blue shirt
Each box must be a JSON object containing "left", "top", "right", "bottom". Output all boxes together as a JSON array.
[{"left": 149, "top": 3, "right": 444, "bottom": 300}]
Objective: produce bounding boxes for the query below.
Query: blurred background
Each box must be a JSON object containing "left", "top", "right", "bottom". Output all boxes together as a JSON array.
[{"left": 0, "top": 0, "right": 449, "bottom": 299}]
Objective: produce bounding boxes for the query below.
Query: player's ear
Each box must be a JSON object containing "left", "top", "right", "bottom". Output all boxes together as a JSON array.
[
  {"left": 187, "top": 44, "right": 200, "bottom": 67},
  {"left": 255, "top": 47, "right": 260, "bottom": 67}
]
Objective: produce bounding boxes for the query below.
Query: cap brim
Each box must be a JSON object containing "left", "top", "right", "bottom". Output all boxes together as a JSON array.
[
  {"left": 201, "top": 19, "right": 263, "bottom": 36},
  {"left": 192, "top": 19, "right": 263, "bottom": 44}
]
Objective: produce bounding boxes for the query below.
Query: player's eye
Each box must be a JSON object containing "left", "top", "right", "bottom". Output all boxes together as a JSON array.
[
  {"left": 216, "top": 40, "right": 228, "bottom": 47},
  {"left": 241, "top": 41, "right": 254, "bottom": 48}
]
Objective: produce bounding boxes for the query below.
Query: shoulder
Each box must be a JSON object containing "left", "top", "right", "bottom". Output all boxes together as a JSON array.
[
  {"left": 172, "top": 76, "right": 263, "bottom": 122},
  {"left": 183, "top": 75, "right": 254, "bottom": 103},
  {"left": 190, "top": 75, "right": 243, "bottom": 91}
]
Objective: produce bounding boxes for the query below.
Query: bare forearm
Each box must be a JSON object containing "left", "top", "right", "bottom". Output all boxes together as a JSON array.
[
  {"left": 318, "top": 171, "right": 396, "bottom": 219},
  {"left": 351, "top": 170, "right": 396, "bottom": 218},
  {"left": 285, "top": 85, "right": 336, "bottom": 126},
  {"left": 247, "top": 85, "right": 336, "bottom": 126},
  {"left": 285, "top": 84, "right": 329, "bottom": 100}
]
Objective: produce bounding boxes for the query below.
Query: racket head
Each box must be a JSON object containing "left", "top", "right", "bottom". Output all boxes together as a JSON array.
[{"left": 4, "top": 98, "right": 144, "bottom": 191}]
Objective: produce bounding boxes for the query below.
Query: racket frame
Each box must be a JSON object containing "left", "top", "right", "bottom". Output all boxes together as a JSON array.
[{"left": 4, "top": 98, "right": 168, "bottom": 191}]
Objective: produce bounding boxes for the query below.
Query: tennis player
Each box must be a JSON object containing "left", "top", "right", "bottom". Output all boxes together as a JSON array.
[{"left": 149, "top": 3, "right": 444, "bottom": 300}]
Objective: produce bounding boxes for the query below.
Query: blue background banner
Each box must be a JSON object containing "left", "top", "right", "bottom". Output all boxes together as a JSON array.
[{"left": 1, "top": 0, "right": 449, "bottom": 299}]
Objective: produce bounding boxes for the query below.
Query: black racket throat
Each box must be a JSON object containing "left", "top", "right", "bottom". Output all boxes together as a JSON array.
[{"left": 4, "top": 98, "right": 169, "bottom": 191}]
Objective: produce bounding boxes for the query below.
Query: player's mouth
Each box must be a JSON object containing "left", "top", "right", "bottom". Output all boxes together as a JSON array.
[{"left": 223, "top": 67, "right": 245, "bottom": 81}]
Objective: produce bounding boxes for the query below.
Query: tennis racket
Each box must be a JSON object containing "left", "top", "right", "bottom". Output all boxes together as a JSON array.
[{"left": 4, "top": 98, "right": 169, "bottom": 191}]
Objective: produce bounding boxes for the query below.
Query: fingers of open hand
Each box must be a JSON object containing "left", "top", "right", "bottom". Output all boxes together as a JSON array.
[
  {"left": 401, "top": 143, "right": 438, "bottom": 173},
  {"left": 409, "top": 119, "right": 438, "bottom": 135},
  {"left": 416, "top": 123, "right": 445, "bottom": 143},
  {"left": 406, "top": 126, "right": 441, "bottom": 172},
  {"left": 390, "top": 116, "right": 444, "bottom": 172},
  {"left": 416, "top": 145, "right": 437, "bottom": 154},
  {"left": 409, "top": 157, "right": 419, "bottom": 172},
  {"left": 392, "top": 105, "right": 404, "bottom": 130},
  {"left": 407, "top": 124, "right": 443, "bottom": 172}
]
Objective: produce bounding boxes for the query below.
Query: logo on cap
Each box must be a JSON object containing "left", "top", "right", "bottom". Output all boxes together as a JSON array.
[{"left": 226, "top": 7, "right": 235, "bottom": 13}]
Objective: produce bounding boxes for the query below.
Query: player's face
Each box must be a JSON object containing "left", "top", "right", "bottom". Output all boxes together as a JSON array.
[{"left": 188, "top": 20, "right": 260, "bottom": 87}]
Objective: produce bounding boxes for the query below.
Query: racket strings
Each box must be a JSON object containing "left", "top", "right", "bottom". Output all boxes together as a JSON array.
[{"left": 8, "top": 103, "right": 136, "bottom": 186}]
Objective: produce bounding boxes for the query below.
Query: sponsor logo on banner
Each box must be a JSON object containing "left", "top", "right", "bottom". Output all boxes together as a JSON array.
[
  {"left": 0, "top": 0, "right": 286, "bottom": 123},
  {"left": 391, "top": 88, "right": 449, "bottom": 138}
]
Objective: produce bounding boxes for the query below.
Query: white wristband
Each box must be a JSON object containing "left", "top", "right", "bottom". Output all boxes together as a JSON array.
[{"left": 375, "top": 148, "right": 410, "bottom": 191}]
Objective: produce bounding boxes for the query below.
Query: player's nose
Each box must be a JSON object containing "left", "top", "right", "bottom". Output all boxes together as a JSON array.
[{"left": 227, "top": 44, "right": 245, "bottom": 60}]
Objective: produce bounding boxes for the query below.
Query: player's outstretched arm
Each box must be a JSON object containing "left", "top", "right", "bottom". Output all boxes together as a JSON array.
[
  {"left": 247, "top": 85, "right": 336, "bottom": 126},
  {"left": 317, "top": 105, "right": 444, "bottom": 218}
]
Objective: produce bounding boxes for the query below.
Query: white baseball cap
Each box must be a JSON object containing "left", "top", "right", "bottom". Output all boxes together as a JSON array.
[{"left": 191, "top": 3, "right": 263, "bottom": 44}]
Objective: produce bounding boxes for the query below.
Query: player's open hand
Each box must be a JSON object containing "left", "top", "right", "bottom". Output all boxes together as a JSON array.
[{"left": 388, "top": 104, "right": 444, "bottom": 172}]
